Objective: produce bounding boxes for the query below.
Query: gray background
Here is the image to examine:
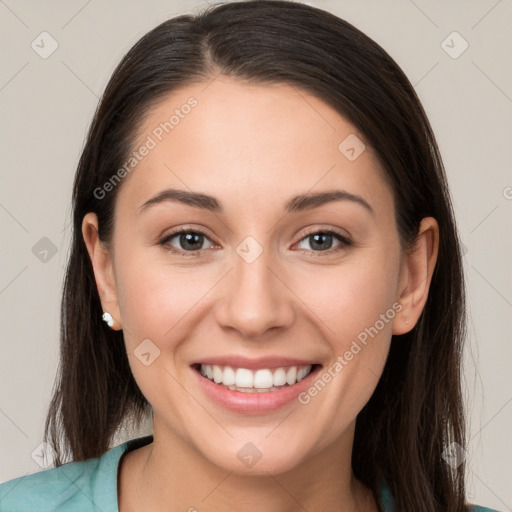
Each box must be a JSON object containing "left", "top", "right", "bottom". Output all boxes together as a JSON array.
[{"left": 0, "top": 0, "right": 511, "bottom": 509}]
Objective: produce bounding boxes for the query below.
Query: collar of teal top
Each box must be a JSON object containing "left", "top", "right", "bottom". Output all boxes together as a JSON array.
[
  {"left": 124, "top": 436, "right": 400, "bottom": 509},
  {"left": 378, "top": 482, "right": 394, "bottom": 510},
  {"left": 121, "top": 437, "right": 496, "bottom": 511}
]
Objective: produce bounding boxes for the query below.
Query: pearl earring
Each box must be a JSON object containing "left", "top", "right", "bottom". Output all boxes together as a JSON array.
[{"left": 102, "top": 312, "right": 114, "bottom": 328}]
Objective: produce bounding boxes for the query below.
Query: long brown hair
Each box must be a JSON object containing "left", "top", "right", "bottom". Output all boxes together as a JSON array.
[{"left": 45, "top": 1, "right": 467, "bottom": 510}]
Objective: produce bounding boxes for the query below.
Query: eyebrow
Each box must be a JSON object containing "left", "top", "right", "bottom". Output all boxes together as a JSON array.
[
  {"left": 138, "top": 188, "right": 373, "bottom": 215},
  {"left": 285, "top": 190, "right": 373, "bottom": 214},
  {"left": 138, "top": 188, "right": 221, "bottom": 213}
]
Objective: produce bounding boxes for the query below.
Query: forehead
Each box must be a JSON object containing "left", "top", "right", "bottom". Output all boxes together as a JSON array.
[{"left": 117, "top": 77, "right": 392, "bottom": 217}]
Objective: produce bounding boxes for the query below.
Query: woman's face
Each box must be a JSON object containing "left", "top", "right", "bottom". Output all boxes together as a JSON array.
[{"left": 91, "top": 77, "right": 413, "bottom": 474}]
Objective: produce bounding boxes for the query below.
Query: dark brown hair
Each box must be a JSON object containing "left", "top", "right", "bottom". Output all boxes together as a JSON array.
[{"left": 45, "top": 1, "right": 467, "bottom": 510}]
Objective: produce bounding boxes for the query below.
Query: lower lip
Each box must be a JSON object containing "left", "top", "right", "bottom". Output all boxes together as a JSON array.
[{"left": 192, "top": 365, "right": 321, "bottom": 414}]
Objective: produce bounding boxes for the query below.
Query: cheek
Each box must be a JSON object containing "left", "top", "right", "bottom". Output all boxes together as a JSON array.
[
  {"left": 115, "top": 256, "right": 211, "bottom": 347},
  {"left": 290, "top": 249, "right": 400, "bottom": 427},
  {"left": 294, "top": 249, "right": 400, "bottom": 348},
  {"left": 113, "top": 252, "right": 212, "bottom": 421}
]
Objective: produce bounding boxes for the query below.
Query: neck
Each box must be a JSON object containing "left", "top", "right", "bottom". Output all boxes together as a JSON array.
[{"left": 119, "top": 418, "right": 376, "bottom": 512}]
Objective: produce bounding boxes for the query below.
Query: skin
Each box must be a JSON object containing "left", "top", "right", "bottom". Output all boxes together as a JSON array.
[{"left": 83, "top": 77, "right": 439, "bottom": 512}]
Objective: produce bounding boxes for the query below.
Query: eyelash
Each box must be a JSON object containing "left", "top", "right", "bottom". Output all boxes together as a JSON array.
[
  {"left": 159, "top": 227, "right": 352, "bottom": 257},
  {"left": 298, "top": 227, "right": 352, "bottom": 254}
]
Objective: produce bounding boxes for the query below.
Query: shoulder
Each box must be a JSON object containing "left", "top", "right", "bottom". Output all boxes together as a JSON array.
[
  {"left": 0, "top": 457, "right": 106, "bottom": 512},
  {"left": 379, "top": 482, "right": 502, "bottom": 512},
  {"left": 0, "top": 437, "right": 150, "bottom": 512}
]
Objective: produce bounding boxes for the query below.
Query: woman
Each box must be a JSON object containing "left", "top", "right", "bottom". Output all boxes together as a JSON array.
[{"left": 0, "top": 1, "right": 501, "bottom": 511}]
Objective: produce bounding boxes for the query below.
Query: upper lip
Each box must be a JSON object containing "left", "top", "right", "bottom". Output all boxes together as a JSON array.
[{"left": 191, "top": 355, "right": 320, "bottom": 370}]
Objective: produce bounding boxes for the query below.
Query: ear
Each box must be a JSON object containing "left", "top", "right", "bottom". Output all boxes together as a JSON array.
[
  {"left": 392, "top": 217, "right": 439, "bottom": 335},
  {"left": 82, "top": 212, "right": 122, "bottom": 330}
]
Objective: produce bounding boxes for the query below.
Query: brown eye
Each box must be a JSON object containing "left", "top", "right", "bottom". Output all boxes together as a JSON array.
[
  {"left": 296, "top": 230, "right": 351, "bottom": 252},
  {"left": 161, "top": 230, "right": 214, "bottom": 252}
]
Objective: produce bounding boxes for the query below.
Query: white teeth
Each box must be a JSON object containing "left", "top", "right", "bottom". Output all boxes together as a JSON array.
[
  {"left": 297, "top": 365, "right": 312, "bottom": 382},
  {"left": 286, "top": 366, "right": 297, "bottom": 385},
  {"left": 213, "top": 365, "right": 223, "bottom": 384},
  {"left": 273, "top": 368, "right": 287, "bottom": 387},
  {"left": 228, "top": 384, "right": 290, "bottom": 393},
  {"left": 235, "top": 368, "right": 253, "bottom": 388},
  {"left": 222, "top": 366, "right": 236, "bottom": 386},
  {"left": 253, "top": 369, "right": 273, "bottom": 389},
  {"left": 198, "top": 363, "right": 314, "bottom": 390}
]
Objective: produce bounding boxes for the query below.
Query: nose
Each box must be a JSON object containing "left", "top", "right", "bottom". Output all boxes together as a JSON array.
[{"left": 214, "top": 248, "right": 295, "bottom": 340}]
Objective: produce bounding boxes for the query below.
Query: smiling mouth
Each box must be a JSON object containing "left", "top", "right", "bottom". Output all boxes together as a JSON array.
[{"left": 192, "top": 363, "right": 320, "bottom": 393}]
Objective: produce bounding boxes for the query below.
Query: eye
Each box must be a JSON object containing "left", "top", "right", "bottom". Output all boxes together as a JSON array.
[
  {"left": 160, "top": 230, "right": 216, "bottom": 253},
  {"left": 295, "top": 230, "right": 351, "bottom": 252}
]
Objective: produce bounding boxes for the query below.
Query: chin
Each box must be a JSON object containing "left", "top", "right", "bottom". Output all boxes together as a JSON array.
[{"left": 196, "top": 434, "right": 313, "bottom": 476}]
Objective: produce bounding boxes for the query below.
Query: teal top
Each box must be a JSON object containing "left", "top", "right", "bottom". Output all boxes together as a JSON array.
[{"left": 0, "top": 435, "right": 500, "bottom": 512}]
